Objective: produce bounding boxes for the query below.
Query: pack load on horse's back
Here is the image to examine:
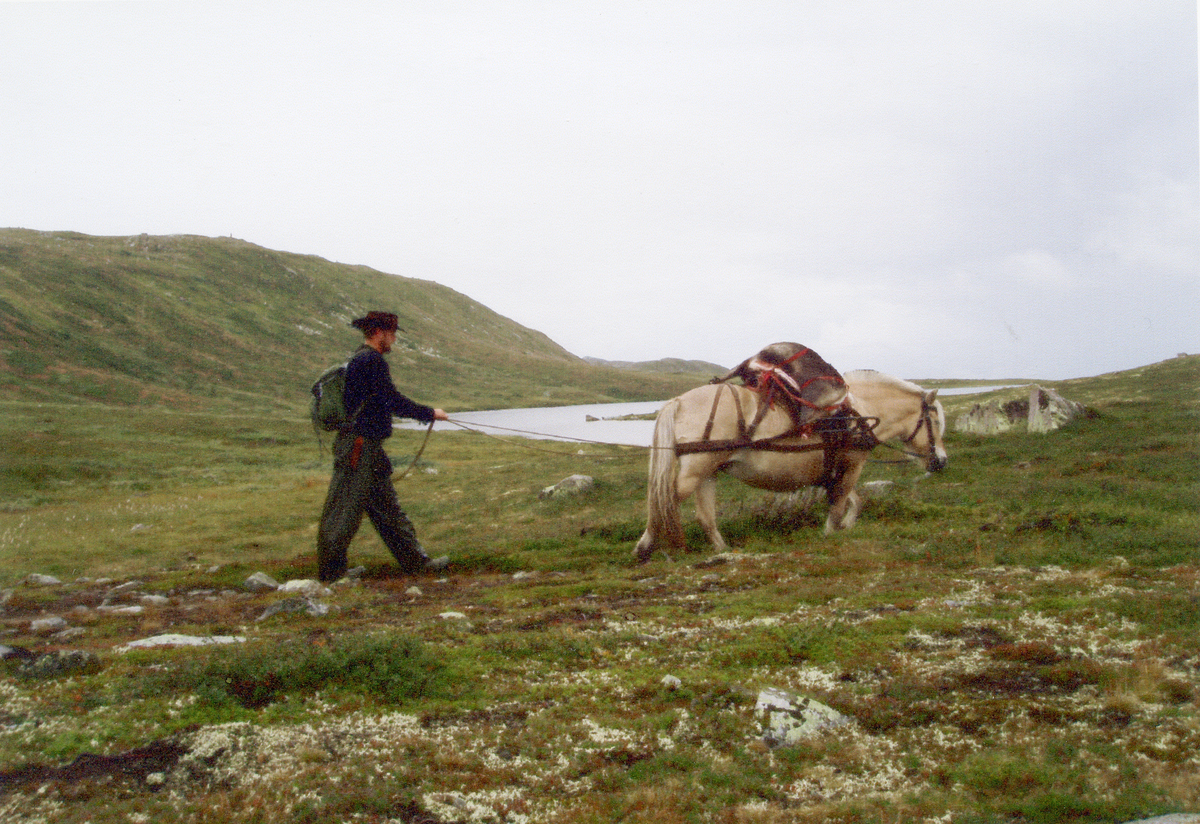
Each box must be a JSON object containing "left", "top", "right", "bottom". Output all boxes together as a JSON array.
[{"left": 710, "top": 342, "right": 849, "bottom": 429}]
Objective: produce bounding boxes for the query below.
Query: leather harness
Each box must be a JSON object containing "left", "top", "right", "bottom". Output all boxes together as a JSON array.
[{"left": 675, "top": 381, "right": 946, "bottom": 492}]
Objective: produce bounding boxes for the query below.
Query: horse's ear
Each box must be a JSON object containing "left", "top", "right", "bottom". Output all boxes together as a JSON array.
[{"left": 925, "top": 389, "right": 938, "bottom": 402}]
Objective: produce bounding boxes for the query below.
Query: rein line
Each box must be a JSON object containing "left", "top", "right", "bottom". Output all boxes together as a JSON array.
[
  {"left": 442, "top": 417, "right": 649, "bottom": 458},
  {"left": 391, "top": 419, "right": 436, "bottom": 479},
  {"left": 398, "top": 399, "right": 933, "bottom": 464}
]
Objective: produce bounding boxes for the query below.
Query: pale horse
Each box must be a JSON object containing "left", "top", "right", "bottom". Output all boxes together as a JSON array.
[{"left": 633, "top": 369, "right": 948, "bottom": 563}]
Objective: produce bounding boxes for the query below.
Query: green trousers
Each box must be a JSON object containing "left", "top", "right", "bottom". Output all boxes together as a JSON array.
[{"left": 316, "top": 433, "right": 427, "bottom": 582}]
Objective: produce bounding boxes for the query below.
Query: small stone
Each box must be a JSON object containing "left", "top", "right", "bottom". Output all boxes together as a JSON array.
[
  {"left": 255, "top": 598, "right": 329, "bottom": 622},
  {"left": 97, "top": 605, "right": 145, "bottom": 615},
  {"left": 538, "top": 474, "right": 595, "bottom": 500},
  {"left": 1, "top": 645, "right": 35, "bottom": 662},
  {"left": 140, "top": 595, "right": 170, "bottom": 606},
  {"left": 861, "top": 480, "right": 895, "bottom": 498},
  {"left": 661, "top": 675, "right": 682, "bottom": 690},
  {"left": 278, "top": 579, "right": 332, "bottom": 597},
  {"left": 25, "top": 574, "right": 62, "bottom": 587},
  {"left": 244, "top": 572, "right": 280, "bottom": 593},
  {"left": 405, "top": 586, "right": 423, "bottom": 597},
  {"left": 31, "top": 616, "right": 68, "bottom": 635}
]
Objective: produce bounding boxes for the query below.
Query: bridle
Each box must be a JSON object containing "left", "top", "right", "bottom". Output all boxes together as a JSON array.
[
  {"left": 902, "top": 395, "right": 940, "bottom": 449},
  {"left": 872, "top": 394, "right": 941, "bottom": 466}
]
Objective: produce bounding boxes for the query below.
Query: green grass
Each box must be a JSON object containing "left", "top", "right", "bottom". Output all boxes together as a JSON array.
[{"left": 0, "top": 355, "right": 1197, "bottom": 823}]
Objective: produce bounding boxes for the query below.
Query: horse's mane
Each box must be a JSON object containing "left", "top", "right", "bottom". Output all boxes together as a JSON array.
[{"left": 843, "top": 369, "right": 928, "bottom": 396}]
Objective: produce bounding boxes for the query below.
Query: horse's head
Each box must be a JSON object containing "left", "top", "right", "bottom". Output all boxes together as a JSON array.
[
  {"left": 843, "top": 370, "right": 949, "bottom": 472},
  {"left": 914, "top": 389, "right": 948, "bottom": 472}
]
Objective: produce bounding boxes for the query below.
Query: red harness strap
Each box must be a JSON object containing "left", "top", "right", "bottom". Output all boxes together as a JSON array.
[{"left": 753, "top": 348, "right": 846, "bottom": 413}]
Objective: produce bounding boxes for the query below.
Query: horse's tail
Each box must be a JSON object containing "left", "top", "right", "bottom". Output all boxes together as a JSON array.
[{"left": 645, "top": 398, "right": 685, "bottom": 550}]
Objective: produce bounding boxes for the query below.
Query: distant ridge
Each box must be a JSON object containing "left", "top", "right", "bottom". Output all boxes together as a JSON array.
[
  {"left": 0, "top": 229, "right": 707, "bottom": 412},
  {"left": 584, "top": 356, "right": 728, "bottom": 376}
]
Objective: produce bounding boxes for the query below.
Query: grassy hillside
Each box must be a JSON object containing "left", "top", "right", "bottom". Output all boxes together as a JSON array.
[
  {"left": 585, "top": 356, "right": 729, "bottom": 374},
  {"left": 0, "top": 229, "right": 703, "bottom": 412}
]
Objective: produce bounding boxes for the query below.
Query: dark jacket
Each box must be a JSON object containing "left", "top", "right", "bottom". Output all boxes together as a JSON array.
[{"left": 343, "top": 346, "right": 436, "bottom": 439}]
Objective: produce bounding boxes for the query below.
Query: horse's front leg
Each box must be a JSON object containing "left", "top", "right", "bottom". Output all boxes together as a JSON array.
[
  {"left": 694, "top": 475, "right": 729, "bottom": 551},
  {"left": 823, "top": 454, "right": 867, "bottom": 534}
]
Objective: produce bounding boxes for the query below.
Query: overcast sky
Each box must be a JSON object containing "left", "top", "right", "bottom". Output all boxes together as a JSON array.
[{"left": 3, "top": 1, "right": 1196, "bottom": 380}]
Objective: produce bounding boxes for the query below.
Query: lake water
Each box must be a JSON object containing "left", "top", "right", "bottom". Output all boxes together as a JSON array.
[
  {"left": 395, "top": 400, "right": 664, "bottom": 447},
  {"left": 395, "top": 385, "right": 1020, "bottom": 448}
]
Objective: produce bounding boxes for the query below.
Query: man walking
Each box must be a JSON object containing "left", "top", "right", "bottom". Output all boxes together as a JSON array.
[{"left": 317, "top": 311, "right": 450, "bottom": 583}]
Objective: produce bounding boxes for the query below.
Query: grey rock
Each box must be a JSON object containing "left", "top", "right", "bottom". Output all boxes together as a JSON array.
[
  {"left": 278, "top": 579, "right": 332, "bottom": 597},
  {"left": 539, "top": 474, "right": 595, "bottom": 500},
  {"left": 861, "top": 480, "right": 895, "bottom": 498},
  {"left": 255, "top": 598, "right": 330, "bottom": 622},
  {"left": 106, "top": 581, "right": 143, "bottom": 596},
  {"left": 30, "top": 616, "right": 68, "bottom": 635},
  {"left": 1, "top": 644, "right": 35, "bottom": 662},
  {"left": 756, "top": 687, "right": 851, "bottom": 748},
  {"left": 25, "top": 574, "right": 62, "bottom": 587},
  {"left": 954, "top": 385, "right": 1086, "bottom": 435},
  {"left": 244, "top": 572, "right": 280, "bottom": 593},
  {"left": 119, "top": 634, "right": 245, "bottom": 650},
  {"left": 97, "top": 605, "right": 145, "bottom": 615}
]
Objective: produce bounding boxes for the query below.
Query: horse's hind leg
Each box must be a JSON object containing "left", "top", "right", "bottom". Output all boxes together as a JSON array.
[
  {"left": 634, "top": 528, "right": 665, "bottom": 564},
  {"left": 694, "top": 476, "right": 729, "bottom": 552}
]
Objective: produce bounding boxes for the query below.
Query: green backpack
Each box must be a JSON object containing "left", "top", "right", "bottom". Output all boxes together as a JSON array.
[{"left": 310, "top": 363, "right": 349, "bottom": 432}]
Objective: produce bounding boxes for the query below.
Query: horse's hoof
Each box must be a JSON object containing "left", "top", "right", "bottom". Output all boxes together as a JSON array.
[{"left": 633, "top": 545, "right": 653, "bottom": 565}]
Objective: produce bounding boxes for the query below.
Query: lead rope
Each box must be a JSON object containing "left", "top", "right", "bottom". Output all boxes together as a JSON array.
[{"left": 391, "top": 419, "right": 437, "bottom": 480}]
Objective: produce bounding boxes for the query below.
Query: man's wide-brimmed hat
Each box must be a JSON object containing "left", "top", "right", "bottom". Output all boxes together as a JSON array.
[{"left": 350, "top": 311, "right": 401, "bottom": 333}]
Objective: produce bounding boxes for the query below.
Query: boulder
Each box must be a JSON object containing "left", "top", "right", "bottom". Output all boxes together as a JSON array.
[
  {"left": 954, "top": 385, "right": 1087, "bottom": 435},
  {"left": 756, "top": 688, "right": 851, "bottom": 748},
  {"left": 119, "top": 634, "right": 246, "bottom": 650}
]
